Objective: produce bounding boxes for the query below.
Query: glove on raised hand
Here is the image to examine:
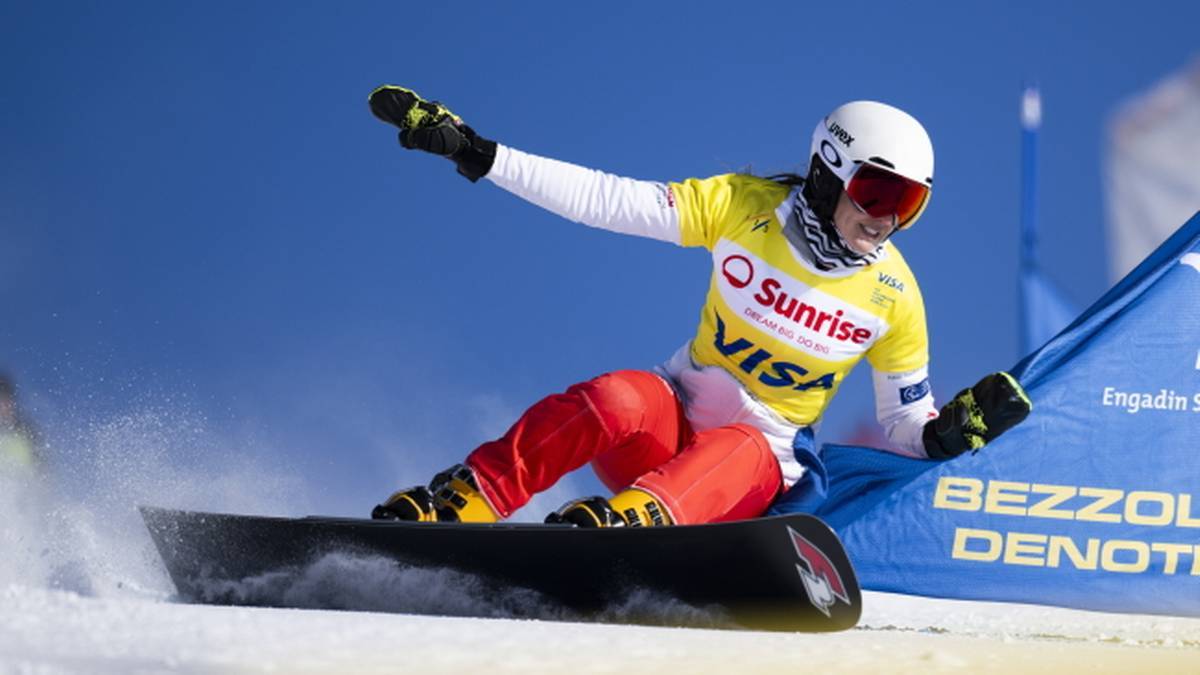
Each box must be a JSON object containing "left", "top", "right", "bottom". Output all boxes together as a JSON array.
[
  {"left": 368, "top": 85, "right": 497, "bottom": 182},
  {"left": 922, "top": 371, "right": 1032, "bottom": 459}
]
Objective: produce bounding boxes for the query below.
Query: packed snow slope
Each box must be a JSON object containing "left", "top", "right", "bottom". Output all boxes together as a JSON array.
[
  {"left": 3, "top": 585, "right": 1199, "bottom": 674},
  {"left": 2, "top": 423, "right": 1198, "bottom": 674}
]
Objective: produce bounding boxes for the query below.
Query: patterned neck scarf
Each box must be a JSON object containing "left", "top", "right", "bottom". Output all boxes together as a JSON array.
[{"left": 791, "top": 190, "right": 884, "bottom": 271}]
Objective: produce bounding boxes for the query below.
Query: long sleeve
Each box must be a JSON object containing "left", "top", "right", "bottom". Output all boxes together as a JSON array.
[
  {"left": 485, "top": 145, "right": 682, "bottom": 244},
  {"left": 872, "top": 366, "right": 938, "bottom": 458}
]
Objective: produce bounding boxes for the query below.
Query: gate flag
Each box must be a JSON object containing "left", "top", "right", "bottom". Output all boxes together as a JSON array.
[
  {"left": 788, "top": 212, "right": 1200, "bottom": 617},
  {"left": 1019, "top": 85, "right": 1079, "bottom": 357}
]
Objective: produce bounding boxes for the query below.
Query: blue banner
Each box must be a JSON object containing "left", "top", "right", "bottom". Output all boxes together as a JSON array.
[{"left": 790, "top": 212, "right": 1200, "bottom": 617}]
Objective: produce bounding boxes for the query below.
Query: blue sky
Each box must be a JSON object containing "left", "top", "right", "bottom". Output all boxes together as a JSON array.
[{"left": 2, "top": 1, "right": 1197, "bottom": 516}]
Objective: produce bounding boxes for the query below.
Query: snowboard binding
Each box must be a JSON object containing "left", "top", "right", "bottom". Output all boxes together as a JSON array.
[
  {"left": 372, "top": 463, "right": 498, "bottom": 523},
  {"left": 546, "top": 489, "right": 673, "bottom": 528}
]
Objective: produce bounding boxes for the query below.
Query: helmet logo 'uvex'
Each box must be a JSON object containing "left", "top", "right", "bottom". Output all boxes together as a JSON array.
[{"left": 827, "top": 122, "right": 855, "bottom": 146}]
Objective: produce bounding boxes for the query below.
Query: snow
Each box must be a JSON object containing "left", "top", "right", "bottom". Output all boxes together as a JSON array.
[
  {"left": 3, "top": 448, "right": 1199, "bottom": 674},
  {"left": 4, "top": 585, "right": 1199, "bottom": 674}
]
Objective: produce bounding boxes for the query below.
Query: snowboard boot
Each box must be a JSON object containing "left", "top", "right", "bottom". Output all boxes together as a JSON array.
[
  {"left": 371, "top": 484, "right": 440, "bottom": 522},
  {"left": 372, "top": 463, "right": 499, "bottom": 523},
  {"left": 545, "top": 488, "right": 673, "bottom": 528}
]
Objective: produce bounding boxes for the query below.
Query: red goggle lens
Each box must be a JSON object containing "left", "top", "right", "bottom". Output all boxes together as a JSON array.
[{"left": 845, "top": 164, "right": 930, "bottom": 227}]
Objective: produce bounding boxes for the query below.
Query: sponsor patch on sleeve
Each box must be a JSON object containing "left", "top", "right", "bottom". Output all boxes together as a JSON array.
[
  {"left": 654, "top": 183, "right": 676, "bottom": 209},
  {"left": 899, "top": 378, "right": 931, "bottom": 405}
]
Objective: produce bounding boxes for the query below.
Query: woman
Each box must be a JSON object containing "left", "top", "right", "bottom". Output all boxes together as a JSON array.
[{"left": 367, "top": 86, "right": 1031, "bottom": 527}]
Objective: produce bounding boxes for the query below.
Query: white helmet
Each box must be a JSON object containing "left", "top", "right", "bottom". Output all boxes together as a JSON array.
[{"left": 803, "top": 101, "right": 934, "bottom": 230}]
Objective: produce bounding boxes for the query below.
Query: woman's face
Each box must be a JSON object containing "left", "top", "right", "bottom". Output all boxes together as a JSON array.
[{"left": 832, "top": 190, "right": 897, "bottom": 254}]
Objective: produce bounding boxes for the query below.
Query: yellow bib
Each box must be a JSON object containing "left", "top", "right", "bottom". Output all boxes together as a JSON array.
[{"left": 671, "top": 174, "right": 929, "bottom": 425}]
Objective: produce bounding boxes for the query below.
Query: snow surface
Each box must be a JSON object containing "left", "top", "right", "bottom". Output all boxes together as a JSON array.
[
  {"left": 4, "top": 585, "right": 1199, "bottom": 674},
  {"left": 3, "top": 436, "right": 1199, "bottom": 674}
]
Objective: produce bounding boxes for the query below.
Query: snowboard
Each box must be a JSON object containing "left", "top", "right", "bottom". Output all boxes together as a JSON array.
[{"left": 140, "top": 506, "right": 861, "bottom": 632}]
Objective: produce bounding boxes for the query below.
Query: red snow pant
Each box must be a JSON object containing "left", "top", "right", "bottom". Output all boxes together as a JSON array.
[{"left": 465, "top": 370, "right": 782, "bottom": 524}]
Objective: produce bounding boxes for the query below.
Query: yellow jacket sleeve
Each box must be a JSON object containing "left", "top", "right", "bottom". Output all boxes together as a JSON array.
[{"left": 669, "top": 174, "right": 743, "bottom": 250}]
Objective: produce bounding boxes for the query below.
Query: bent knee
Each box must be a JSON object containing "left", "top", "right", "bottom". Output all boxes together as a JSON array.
[{"left": 568, "top": 370, "right": 670, "bottom": 439}]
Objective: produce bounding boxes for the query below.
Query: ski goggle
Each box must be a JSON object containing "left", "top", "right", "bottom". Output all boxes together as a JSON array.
[{"left": 844, "top": 163, "right": 931, "bottom": 229}]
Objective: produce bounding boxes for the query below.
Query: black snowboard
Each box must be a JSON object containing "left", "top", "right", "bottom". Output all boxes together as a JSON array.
[{"left": 140, "top": 506, "right": 861, "bottom": 632}]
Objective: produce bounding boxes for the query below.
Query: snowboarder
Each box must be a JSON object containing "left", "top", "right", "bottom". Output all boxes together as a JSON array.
[{"left": 367, "top": 86, "right": 1031, "bottom": 528}]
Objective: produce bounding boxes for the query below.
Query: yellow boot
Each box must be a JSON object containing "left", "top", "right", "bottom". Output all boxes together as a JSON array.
[
  {"left": 372, "top": 464, "right": 499, "bottom": 523},
  {"left": 545, "top": 488, "right": 673, "bottom": 528}
]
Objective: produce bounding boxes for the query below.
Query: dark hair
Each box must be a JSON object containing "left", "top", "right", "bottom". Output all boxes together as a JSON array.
[{"left": 767, "top": 172, "right": 806, "bottom": 187}]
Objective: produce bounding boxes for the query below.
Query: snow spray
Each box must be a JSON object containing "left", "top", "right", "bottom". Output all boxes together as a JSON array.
[
  {"left": 1, "top": 401, "right": 307, "bottom": 599},
  {"left": 184, "top": 550, "right": 732, "bottom": 628}
]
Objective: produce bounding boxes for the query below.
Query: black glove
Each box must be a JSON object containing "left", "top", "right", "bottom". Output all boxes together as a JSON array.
[
  {"left": 368, "top": 85, "right": 497, "bottom": 182},
  {"left": 923, "top": 372, "right": 1032, "bottom": 459}
]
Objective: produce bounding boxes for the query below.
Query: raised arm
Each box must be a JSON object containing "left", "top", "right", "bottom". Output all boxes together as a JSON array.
[
  {"left": 486, "top": 145, "right": 680, "bottom": 243},
  {"left": 369, "top": 85, "right": 680, "bottom": 244}
]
